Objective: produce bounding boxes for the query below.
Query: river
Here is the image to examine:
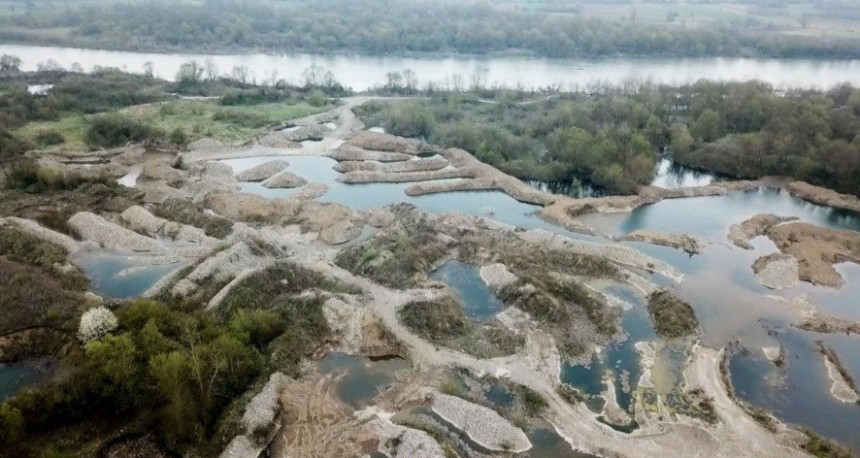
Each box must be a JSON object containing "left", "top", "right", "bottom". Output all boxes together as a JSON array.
[{"left": 2, "top": 44, "right": 860, "bottom": 90}]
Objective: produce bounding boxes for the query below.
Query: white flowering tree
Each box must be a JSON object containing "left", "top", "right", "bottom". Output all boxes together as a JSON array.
[{"left": 77, "top": 306, "right": 119, "bottom": 343}]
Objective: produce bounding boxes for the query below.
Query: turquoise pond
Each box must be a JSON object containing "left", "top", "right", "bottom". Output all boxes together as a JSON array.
[{"left": 428, "top": 260, "right": 504, "bottom": 321}]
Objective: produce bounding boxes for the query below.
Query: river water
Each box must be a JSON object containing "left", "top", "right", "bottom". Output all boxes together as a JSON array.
[{"left": 3, "top": 44, "right": 860, "bottom": 90}]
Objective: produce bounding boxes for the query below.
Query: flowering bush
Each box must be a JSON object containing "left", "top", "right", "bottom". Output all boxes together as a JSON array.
[{"left": 77, "top": 306, "right": 118, "bottom": 343}]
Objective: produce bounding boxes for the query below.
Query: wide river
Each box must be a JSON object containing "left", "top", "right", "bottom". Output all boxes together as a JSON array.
[{"left": 3, "top": 44, "right": 860, "bottom": 90}]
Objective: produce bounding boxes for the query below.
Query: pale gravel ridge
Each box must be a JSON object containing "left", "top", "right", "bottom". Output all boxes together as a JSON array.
[
  {"left": 0, "top": 216, "right": 84, "bottom": 253},
  {"left": 68, "top": 211, "right": 165, "bottom": 252},
  {"left": 431, "top": 393, "right": 532, "bottom": 453},
  {"left": 235, "top": 160, "right": 289, "bottom": 182},
  {"left": 480, "top": 263, "right": 518, "bottom": 290}
]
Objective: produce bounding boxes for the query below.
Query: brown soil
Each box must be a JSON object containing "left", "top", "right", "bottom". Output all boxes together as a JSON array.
[{"left": 765, "top": 222, "right": 860, "bottom": 287}]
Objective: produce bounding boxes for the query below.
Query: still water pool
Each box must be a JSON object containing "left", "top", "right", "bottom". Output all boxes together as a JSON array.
[{"left": 428, "top": 260, "right": 504, "bottom": 321}]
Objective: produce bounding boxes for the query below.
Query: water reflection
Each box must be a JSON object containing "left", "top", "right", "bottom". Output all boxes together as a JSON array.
[{"left": 650, "top": 158, "right": 717, "bottom": 189}]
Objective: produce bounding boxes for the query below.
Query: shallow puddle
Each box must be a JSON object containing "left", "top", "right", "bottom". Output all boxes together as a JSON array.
[
  {"left": 0, "top": 357, "right": 57, "bottom": 401},
  {"left": 428, "top": 260, "right": 504, "bottom": 321},
  {"left": 317, "top": 352, "right": 411, "bottom": 409}
]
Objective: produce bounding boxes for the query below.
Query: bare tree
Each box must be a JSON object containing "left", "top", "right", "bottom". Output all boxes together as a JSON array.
[
  {"left": 176, "top": 60, "right": 204, "bottom": 84},
  {"left": 143, "top": 61, "right": 155, "bottom": 78},
  {"left": 402, "top": 68, "right": 417, "bottom": 92},
  {"left": 204, "top": 58, "right": 219, "bottom": 81},
  {"left": 0, "top": 54, "right": 22, "bottom": 72},
  {"left": 231, "top": 65, "right": 249, "bottom": 84},
  {"left": 70, "top": 62, "right": 84, "bottom": 73}
]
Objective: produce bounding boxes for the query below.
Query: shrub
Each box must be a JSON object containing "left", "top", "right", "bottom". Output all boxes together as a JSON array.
[
  {"left": 3, "top": 159, "right": 39, "bottom": 190},
  {"left": 78, "top": 306, "right": 119, "bottom": 343},
  {"left": 33, "top": 129, "right": 65, "bottom": 147},
  {"left": 85, "top": 114, "right": 164, "bottom": 148},
  {"left": 307, "top": 90, "right": 328, "bottom": 107},
  {"left": 169, "top": 127, "right": 189, "bottom": 147},
  {"left": 647, "top": 290, "right": 699, "bottom": 338}
]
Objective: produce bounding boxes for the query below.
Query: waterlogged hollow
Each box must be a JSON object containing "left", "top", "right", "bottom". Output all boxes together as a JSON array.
[
  {"left": 5, "top": 44, "right": 860, "bottom": 90},
  {"left": 73, "top": 252, "right": 185, "bottom": 299},
  {"left": 562, "top": 287, "right": 656, "bottom": 413},
  {"left": 317, "top": 352, "right": 411, "bottom": 409},
  {"left": 428, "top": 260, "right": 504, "bottom": 321},
  {"left": 0, "top": 357, "right": 57, "bottom": 401}
]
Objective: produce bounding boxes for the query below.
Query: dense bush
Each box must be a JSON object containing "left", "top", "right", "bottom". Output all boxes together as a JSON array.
[
  {"left": 33, "top": 128, "right": 65, "bottom": 147},
  {"left": 85, "top": 114, "right": 164, "bottom": 148},
  {"left": 359, "top": 81, "right": 860, "bottom": 196},
  {"left": 647, "top": 290, "right": 699, "bottom": 338}
]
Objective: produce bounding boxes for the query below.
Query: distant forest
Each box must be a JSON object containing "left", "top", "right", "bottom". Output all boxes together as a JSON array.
[{"left": 3, "top": 0, "right": 860, "bottom": 58}]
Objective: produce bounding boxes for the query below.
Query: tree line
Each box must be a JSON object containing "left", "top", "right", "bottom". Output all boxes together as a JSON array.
[
  {"left": 4, "top": 0, "right": 860, "bottom": 59},
  {"left": 357, "top": 81, "right": 860, "bottom": 196}
]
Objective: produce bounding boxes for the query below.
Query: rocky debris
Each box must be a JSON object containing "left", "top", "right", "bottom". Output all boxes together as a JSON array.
[
  {"left": 1, "top": 216, "right": 82, "bottom": 253},
  {"left": 795, "top": 311, "right": 860, "bottom": 335},
  {"left": 262, "top": 171, "right": 307, "bottom": 189},
  {"left": 235, "top": 160, "right": 289, "bottom": 182},
  {"left": 601, "top": 377, "right": 635, "bottom": 428},
  {"left": 319, "top": 219, "right": 364, "bottom": 245},
  {"left": 365, "top": 207, "right": 396, "bottom": 228},
  {"left": 323, "top": 296, "right": 364, "bottom": 353},
  {"left": 334, "top": 157, "right": 449, "bottom": 173},
  {"left": 728, "top": 214, "right": 798, "bottom": 249},
  {"left": 139, "top": 161, "right": 186, "bottom": 188},
  {"left": 347, "top": 131, "right": 423, "bottom": 154},
  {"left": 375, "top": 421, "right": 447, "bottom": 458},
  {"left": 68, "top": 211, "right": 164, "bottom": 252},
  {"left": 220, "top": 435, "right": 257, "bottom": 458},
  {"left": 242, "top": 373, "right": 290, "bottom": 436},
  {"left": 329, "top": 144, "right": 412, "bottom": 162},
  {"left": 751, "top": 254, "right": 799, "bottom": 290},
  {"left": 339, "top": 168, "right": 473, "bottom": 184},
  {"left": 788, "top": 181, "right": 860, "bottom": 214},
  {"left": 431, "top": 393, "right": 531, "bottom": 453},
  {"left": 172, "top": 242, "right": 273, "bottom": 298},
  {"left": 188, "top": 137, "right": 227, "bottom": 152},
  {"left": 204, "top": 192, "right": 302, "bottom": 222},
  {"left": 276, "top": 123, "right": 331, "bottom": 142},
  {"left": 293, "top": 182, "right": 329, "bottom": 200},
  {"left": 761, "top": 346, "right": 786, "bottom": 368},
  {"left": 121, "top": 206, "right": 216, "bottom": 245},
  {"left": 816, "top": 342, "right": 860, "bottom": 404},
  {"left": 765, "top": 222, "right": 860, "bottom": 288},
  {"left": 621, "top": 230, "right": 701, "bottom": 254},
  {"left": 479, "top": 263, "right": 518, "bottom": 290},
  {"left": 204, "top": 161, "right": 235, "bottom": 176}
]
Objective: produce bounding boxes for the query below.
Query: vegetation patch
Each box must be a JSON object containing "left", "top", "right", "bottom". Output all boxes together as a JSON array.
[
  {"left": 154, "top": 198, "right": 233, "bottom": 238},
  {"left": 646, "top": 290, "right": 699, "bottom": 338},
  {"left": 398, "top": 296, "right": 523, "bottom": 358},
  {"left": 498, "top": 274, "right": 616, "bottom": 358},
  {"left": 0, "top": 258, "right": 86, "bottom": 335},
  {"left": 335, "top": 219, "right": 450, "bottom": 288},
  {"left": 0, "top": 226, "right": 88, "bottom": 290},
  {"left": 0, "top": 260, "right": 353, "bottom": 456}
]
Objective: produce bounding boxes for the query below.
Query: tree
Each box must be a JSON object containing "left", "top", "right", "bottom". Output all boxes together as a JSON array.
[
  {"left": 0, "top": 54, "right": 21, "bottom": 72},
  {"left": 204, "top": 58, "right": 218, "bottom": 81},
  {"left": 691, "top": 108, "right": 721, "bottom": 143},
  {"left": 176, "top": 60, "right": 204, "bottom": 85},
  {"left": 230, "top": 65, "right": 249, "bottom": 84},
  {"left": 36, "top": 59, "right": 62, "bottom": 72},
  {"left": 143, "top": 61, "right": 155, "bottom": 78},
  {"left": 78, "top": 306, "right": 119, "bottom": 343},
  {"left": 70, "top": 62, "right": 84, "bottom": 73}
]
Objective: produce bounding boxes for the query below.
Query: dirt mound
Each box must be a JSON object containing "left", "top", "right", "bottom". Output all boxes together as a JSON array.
[{"left": 766, "top": 222, "right": 860, "bottom": 287}]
